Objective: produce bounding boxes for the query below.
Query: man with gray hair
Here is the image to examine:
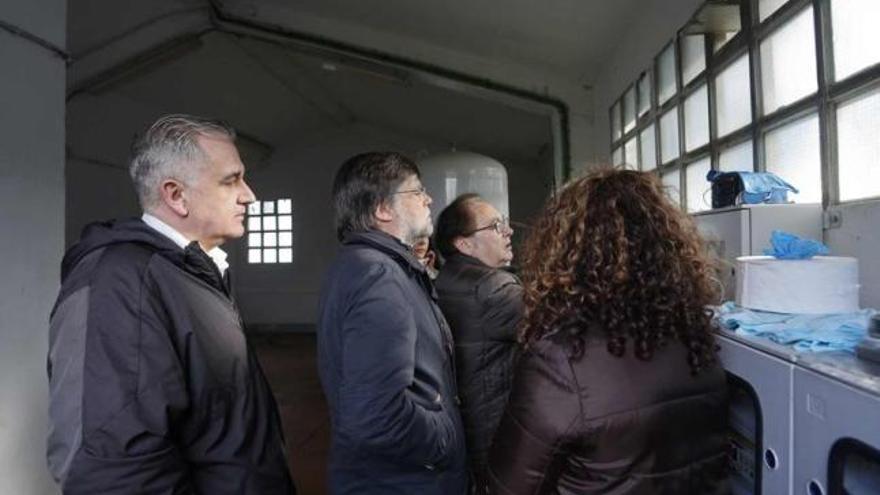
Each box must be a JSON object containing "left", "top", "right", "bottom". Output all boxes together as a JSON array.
[{"left": 47, "top": 114, "right": 296, "bottom": 494}]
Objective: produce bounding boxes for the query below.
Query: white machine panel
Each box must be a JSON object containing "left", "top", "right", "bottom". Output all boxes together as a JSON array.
[{"left": 693, "top": 204, "right": 822, "bottom": 300}]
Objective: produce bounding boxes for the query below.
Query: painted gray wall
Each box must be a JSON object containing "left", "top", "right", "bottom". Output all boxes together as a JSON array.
[{"left": 0, "top": 1, "right": 65, "bottom": 493}]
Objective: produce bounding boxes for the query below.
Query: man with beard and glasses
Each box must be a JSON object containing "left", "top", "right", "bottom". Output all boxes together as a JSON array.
[{"left": 317, "top": 151, "right": 467, "bottom": 494}]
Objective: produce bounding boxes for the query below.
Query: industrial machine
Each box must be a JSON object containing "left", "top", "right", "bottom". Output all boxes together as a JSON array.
[{"left": 693, "top": 205, "right": 880, "bottom": 495}]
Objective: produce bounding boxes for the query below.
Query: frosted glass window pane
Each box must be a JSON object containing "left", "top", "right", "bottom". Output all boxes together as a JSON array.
[
  {"left": 277, "top": 198, "right": 292, "bottom": 214},
  {"left": 263, "top": 249, "right": 277, "bottom": 264},
  {"left": 624, "top": 137, "right": 638, "bottom": 169},
  {"left": 278, "top": 215, "right": 292, "bottom": 231},
  {"left": 279, "top": 232, "right": 293, "bottom": 247},
  {"left": 760, "top": 0, "right": 789, "bottom": 22},
  {"left": 764, "top": 113, "right": 822, "bottom": 203},
  {"left": 248, "top": 232, "right": 262, "bottom": 248},
  {"left": 661, "top": 168, "right": 682, "bottom": 207},
  {"left": 686, "top": 157, "right": 712, "bottom": 212},
  {"left": 716, "top": 54, "right": 752, "bottom": 137},
  {"left": 638, "top": 73, "right": 651, "bottom": 116},
  {"left": 248, "top": 249, "right": 261, "bottom": 264},
  {"left": 660, "top": 108, "right": 680, "bottom": 163},
  {"left": 684, "top": 85, "right": 710, "bottom": 151},
  {"left": 760, "top": 7, "right": 817, "bottom": 115},
  {"left": 719, "top": 140, "right": 754, "bottom": 172},
  {"left": 612, "top": 146, "right": 623, "bottom": 166},
  {"left": 832, "top": 0, "right": 880, "bottom": 81},
  {"left": 837, "top": 87, "right": 880, "bottom": 201},
  {"left": 279, "top": 248, "right": 293, "bottom": 264},
  {"left": 248, "top": 202, "right": 261, "bottom": 215},
  {"left": 658, "top": 44, "right": 677, "bottom": 104},
  {"left": 640, "top": 125, "right": 657, "bottom": 171},
  {"left": 624, "top": 87, "right": 637, "bottom": 133},
  {"left": 248, "top": 217, "right": 261, "bottom": 231},
  {"left": 681, "top": 35, "right": 706, "bottom": 86},
  {"left": 263, "top": 232, "right": 277, "bottom": 247},
  {"left": 263, "top": 216, "right": 277, "bottom": 231},
  {"left": 263, "top": 201, "right": 275, "bottom": 214},
  {"left": 611, "top": 102, "right": 622, "bottom": 140}
]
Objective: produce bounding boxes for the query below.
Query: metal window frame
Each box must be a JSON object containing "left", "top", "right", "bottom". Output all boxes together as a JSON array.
[{"left": 609, "top": 0, "right": 880, "bottom": 208}]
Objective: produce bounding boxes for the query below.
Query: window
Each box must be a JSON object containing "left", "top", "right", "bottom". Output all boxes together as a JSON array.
[
  {"left": 660, "top": 107, "right": 680, "bottom": 164},
  {"left": 831, "top": 0, "right": 880, "bottom": 81},
  {"left": 661, "top": 167, "right": 682, "bottom": 207},
  {"left": 608, "top": 0, "right": 880, "bottom": 210},
  {"left": 759, "top": 0, "right": 790, "bottom": 22},
  {"left": 764, "top": 113, "right": 822, "bottom": 203},
  {"left": 760, "top": 6, "right": 818, "bottom": 114},
  {"left": 681, "top": 34, "right": 706, "bottom": 86},
  {"left": 247, "top": 199, "right": 293, "bottom": 264},
  {"left": 611, "top": 102, "right": 622, "bottom": 141},
  {"left": 686, "top": 157, "right": 712, "bottom": 212},
  {"left": 638, "top": 72, "right": 652, "bottom": 117},
  {"left": 640, "top": 124, "right": 658, "bottom": 171},
  {"left": 684, "top": 84, "right": 710, "bottom": 151},
  {"left": 624, "top": 86, "right": 637, "bottom": 133},
  {"left": 837, "top": 86, "right": 880, "bottom": 201},
  {"left": 612, "top": 146, "right": 623, "bottom": 166},
  {"left": 719, "top": 140, "right": 754, "bottom": 172},
  {"left": 624, "top": 136, "right": 639, "bottom": 169},
  {"left": 658, "top": 44, "right": 677, "bottom": 105},
  {"left": 715, "top": 54, "right": 752, "bottom": 137}
]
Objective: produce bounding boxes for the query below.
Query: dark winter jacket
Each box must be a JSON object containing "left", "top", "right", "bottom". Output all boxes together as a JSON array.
[
  {"left": 487, "top": 332, "right": 729, "bottom": 495},
  {"left": 47, "top": 219, "right": 295, "bottom": 495},
  {"left": 317, "top": 230, "right": 468, "bottom": 495},
  {"left": 434, "top": 253, "right": 523, "bottom": 491}
]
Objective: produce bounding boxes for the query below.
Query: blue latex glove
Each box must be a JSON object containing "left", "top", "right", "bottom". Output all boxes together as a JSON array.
[{"left": 763, "top": 230, "right": 829, "bottom": 260}]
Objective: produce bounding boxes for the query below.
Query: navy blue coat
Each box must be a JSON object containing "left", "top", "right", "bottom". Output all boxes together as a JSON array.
[{"left": 317, "top": 230, "right": 468, "bottom": 494}]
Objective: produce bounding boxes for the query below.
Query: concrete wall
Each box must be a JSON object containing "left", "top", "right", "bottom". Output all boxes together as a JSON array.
[{"left": 0, "top": 1, "right": 66, "bottom": 493}]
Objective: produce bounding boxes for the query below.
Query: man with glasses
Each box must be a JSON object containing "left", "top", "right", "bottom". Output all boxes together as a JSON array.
[
  {"left": 317, "top": 152, "right": 467, "bottom": 494},
  {"left": 433, "top": 194, "right": 524, "bottom": 494}
]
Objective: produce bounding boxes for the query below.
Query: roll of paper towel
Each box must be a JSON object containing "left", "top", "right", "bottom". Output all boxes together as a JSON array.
[{"left": 736, "top": 256, "right": 859, "bottom": 314}]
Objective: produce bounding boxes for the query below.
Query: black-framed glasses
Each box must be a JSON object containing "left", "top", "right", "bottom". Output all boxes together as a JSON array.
[
  {"left": 392, "top": 185, "right": 427, "bottom": 198},
  {"left": 463, "top": 216, "right": 511, "bottom": 236}
]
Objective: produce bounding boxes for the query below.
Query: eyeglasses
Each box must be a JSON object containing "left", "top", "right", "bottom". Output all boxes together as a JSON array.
[
  {"left": 392, "top": 185, "right": 428, "bottom": 198},
  {"left": 463, "top": 216, "right": 511, "bottom": 236}
]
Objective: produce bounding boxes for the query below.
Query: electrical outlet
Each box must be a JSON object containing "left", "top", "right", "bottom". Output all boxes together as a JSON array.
[{"left": 823, "top": 209, "right": 843, "bottom": 229}]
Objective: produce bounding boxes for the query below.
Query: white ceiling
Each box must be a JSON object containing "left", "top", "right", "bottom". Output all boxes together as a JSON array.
[{"left": 66, "top": 0, "right": 649, "bottom": 168}]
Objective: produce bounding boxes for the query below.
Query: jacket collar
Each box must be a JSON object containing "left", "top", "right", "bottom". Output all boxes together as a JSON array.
[
  {"left": 444, "top": 252, "right": 489, "bottom": 269},
  {"left": 344, "top": 229, "right": 427, "bottom": 275}
]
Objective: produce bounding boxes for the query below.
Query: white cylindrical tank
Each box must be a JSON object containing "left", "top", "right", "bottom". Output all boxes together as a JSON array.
[{"left": 418, "top": 151, "right": 509, "bottom": 224}]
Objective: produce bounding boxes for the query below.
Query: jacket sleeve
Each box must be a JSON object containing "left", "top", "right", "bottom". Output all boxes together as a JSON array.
[
  {"left": 486, "top": 341, "right": 580, "bottom": 494},
  {"left": 478, "top": 271, "right": 524, "bottom": 343},
  {"left": 335, "top": 263, "right": 454, "bottom": 467},
  {"left": 48, "top": 254, "right": 191, "bottom": 494}
]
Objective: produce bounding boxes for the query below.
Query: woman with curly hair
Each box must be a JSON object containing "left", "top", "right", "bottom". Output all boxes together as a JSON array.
[{"left": 487, "top": 168, "right": 729, "bottom": 494}]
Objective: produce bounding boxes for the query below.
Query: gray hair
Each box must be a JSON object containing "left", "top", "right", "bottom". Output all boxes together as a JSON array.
[{"left": 129, "top": 114, "right": 236, "bottom": 209}]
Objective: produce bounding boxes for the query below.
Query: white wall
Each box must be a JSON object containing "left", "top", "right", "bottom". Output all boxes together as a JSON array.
[
  {"left": 827, "top": 202, "right": 880, "bottom": 309},
  {"left": 232, "top": 121, "right": 550, "bottom": 328},
  {"left": 0, "top": 1, "right": 66, "bottom": 493}
]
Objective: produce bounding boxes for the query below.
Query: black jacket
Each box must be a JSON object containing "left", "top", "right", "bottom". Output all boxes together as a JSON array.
[
  {"left": 487, "top": 332, "right": 729, "bottom": 494},
  {"left": 47, "top": 219, "right": 295, "bottom": 495},
  {"left": 434, "top": 254, "right": 523, "bottom": 489},
  {"left": 317, "top": 230, "right": 468, "bottom": 494}
]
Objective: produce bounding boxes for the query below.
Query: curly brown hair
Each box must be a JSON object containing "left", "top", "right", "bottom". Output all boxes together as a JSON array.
[{"left": 519, "top": 168, "right": 721, "bottom": 375}]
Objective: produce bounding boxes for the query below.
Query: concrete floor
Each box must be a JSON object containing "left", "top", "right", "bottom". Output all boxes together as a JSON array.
[{"left": 253, "top": 332, "right": 329, "bottom": 495}]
